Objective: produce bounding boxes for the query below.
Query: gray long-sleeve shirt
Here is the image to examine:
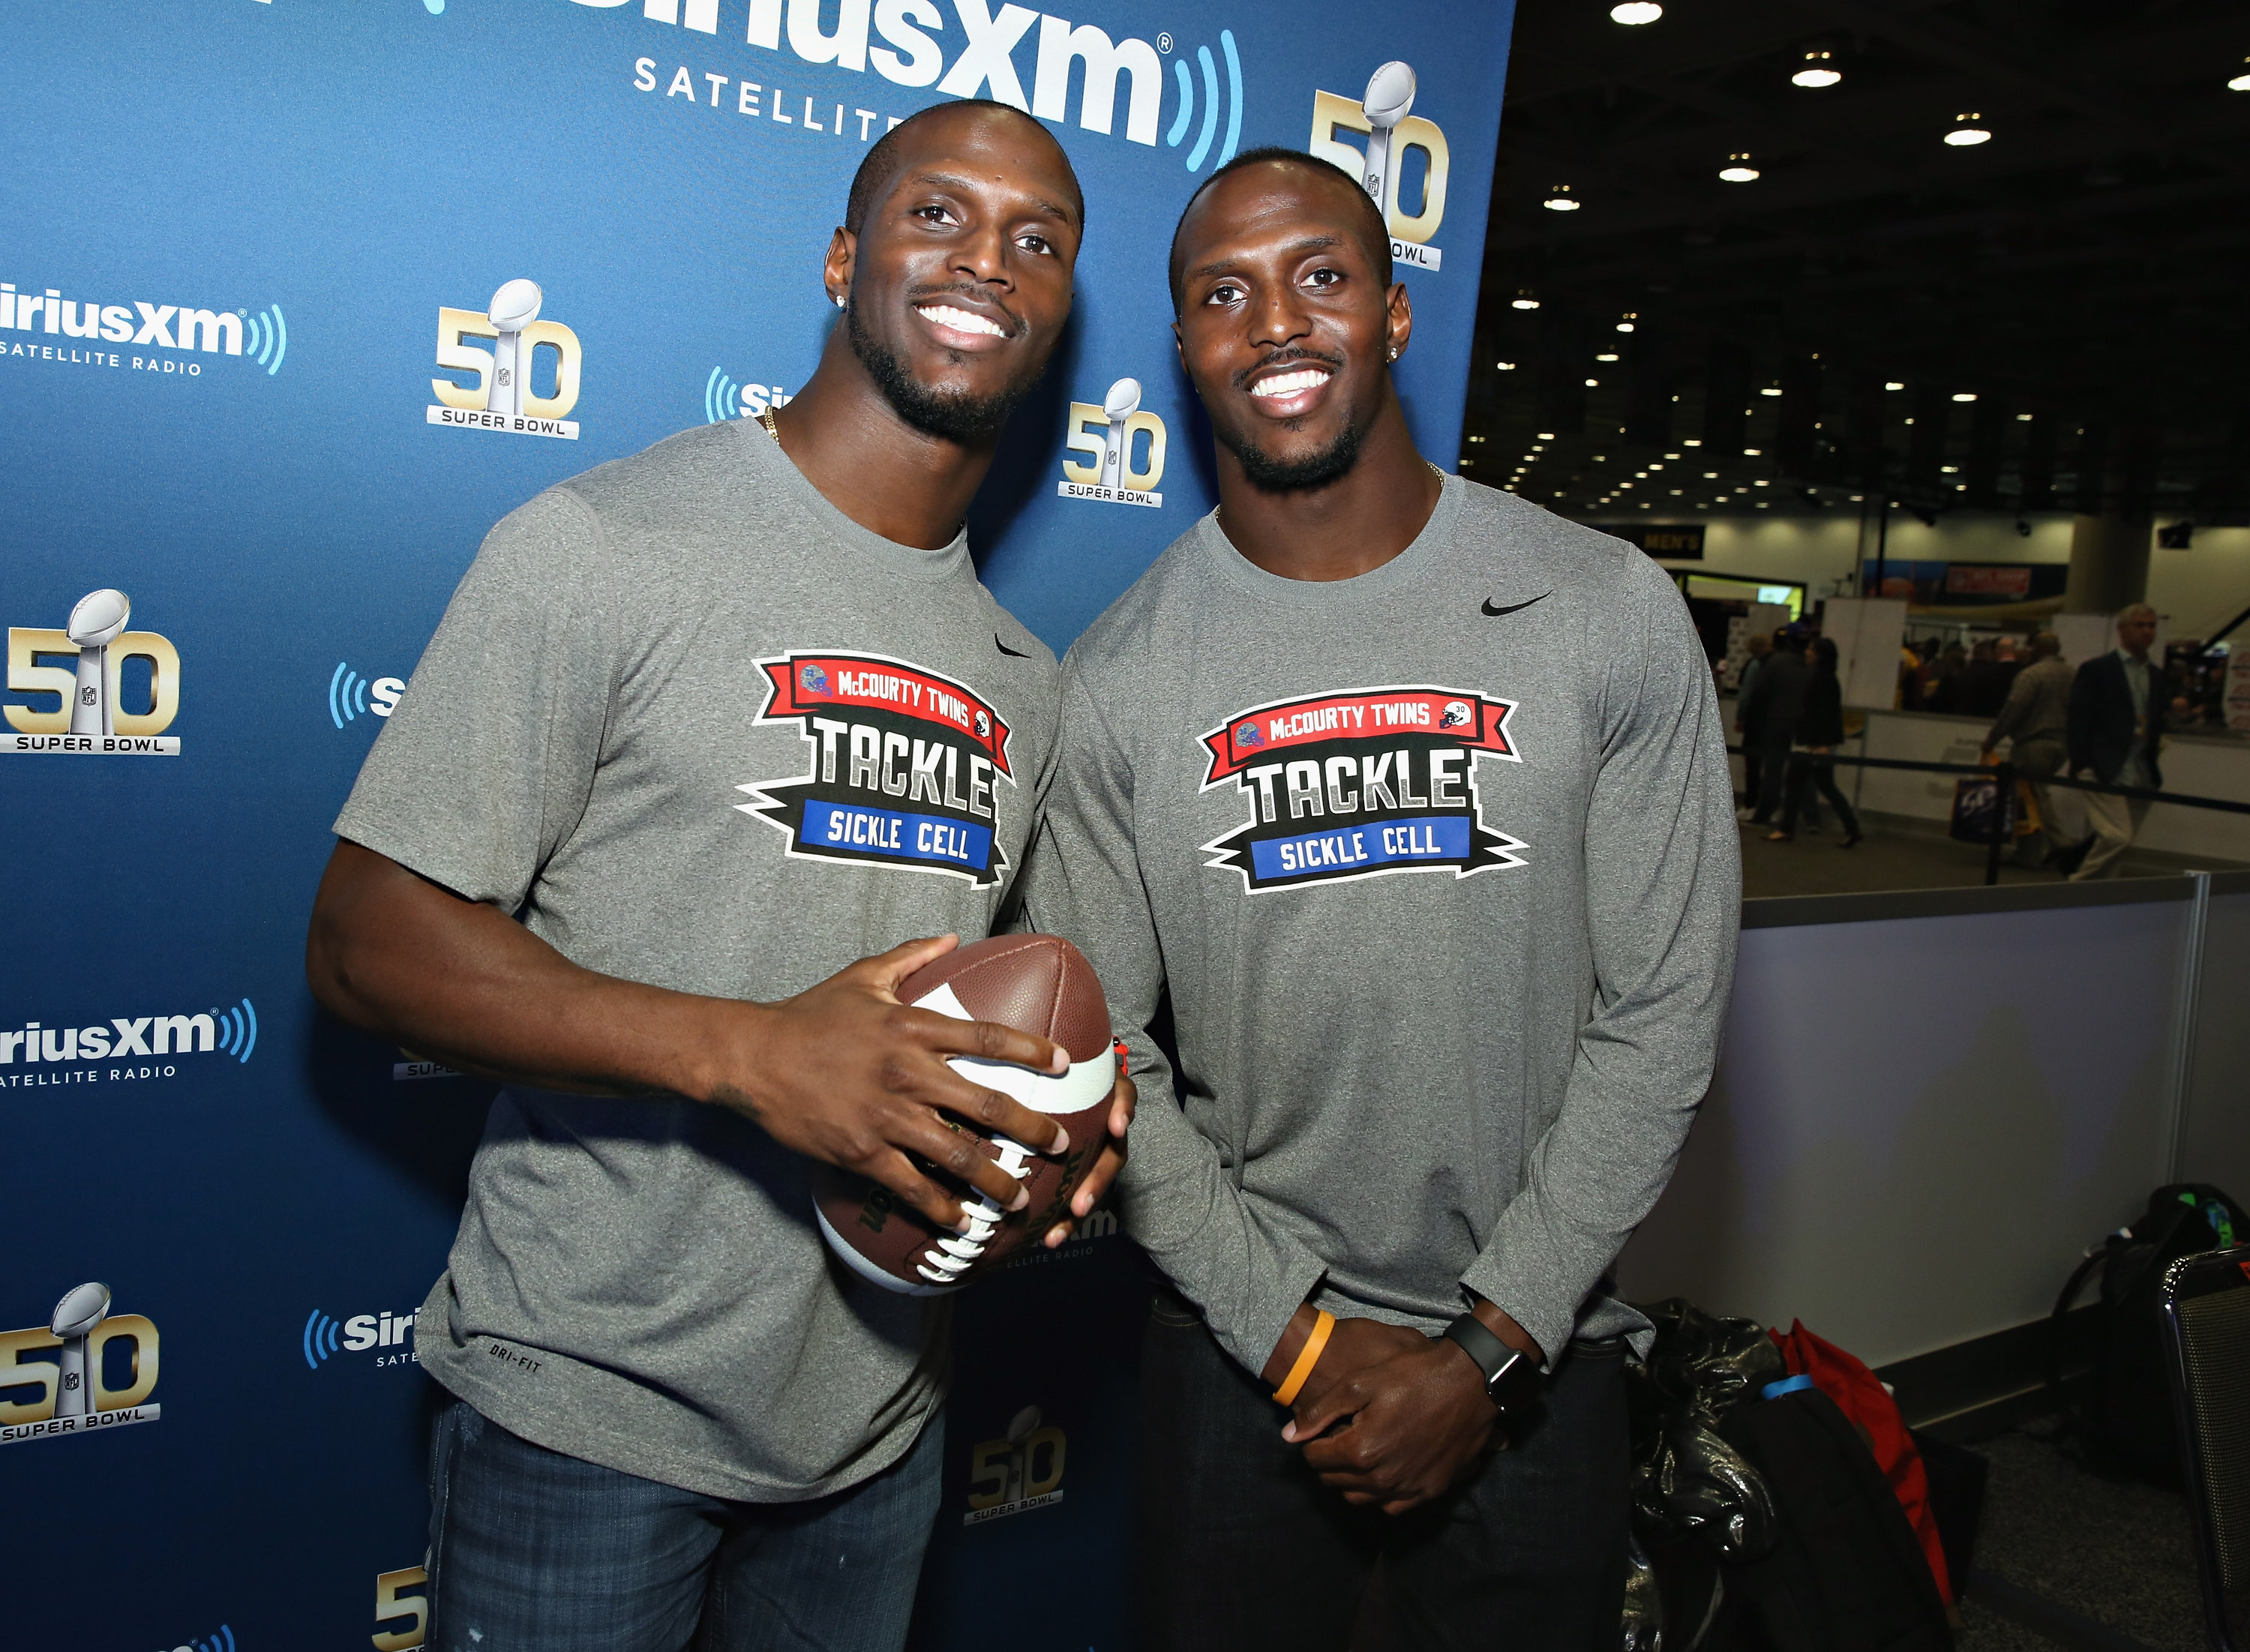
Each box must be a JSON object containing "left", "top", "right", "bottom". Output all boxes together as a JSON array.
[{"left": 1018, "top": 478, "right": 1740, "bottom": 1374}]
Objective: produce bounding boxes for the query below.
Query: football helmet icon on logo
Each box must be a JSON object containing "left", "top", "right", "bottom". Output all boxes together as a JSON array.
[
  {"left": 975, "top": 710, "right": 992, "bottom": 739},
  {"left": 1236, "top": 723, "right": 1264, "bottom": 748},
  {"left": 800, "top": 665, "right": 831, "bottom": 696},
  {"left": 1439, "top": 700, "right": 1472, "bottom": 730}
]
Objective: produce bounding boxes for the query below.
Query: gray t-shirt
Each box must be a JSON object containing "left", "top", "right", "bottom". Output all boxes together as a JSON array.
[
  {"left": 1018, "top": 477, "right": 1739, "bottom": 1374},
  {"left": 334, "top": 418, "right": 1060, "bottom": 1501}
]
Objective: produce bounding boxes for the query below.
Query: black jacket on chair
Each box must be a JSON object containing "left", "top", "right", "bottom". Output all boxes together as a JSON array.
[{"left": 2067, "top": 652, "right": 2163, "bottom": 789}]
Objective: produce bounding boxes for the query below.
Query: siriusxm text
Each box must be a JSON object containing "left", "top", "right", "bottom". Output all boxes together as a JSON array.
[
  {"left": 3, "top": 283, "right": 246, "bottom": 353},
  {"left": 3, "top": 1015, "right": 224, "bottom": 1063}
]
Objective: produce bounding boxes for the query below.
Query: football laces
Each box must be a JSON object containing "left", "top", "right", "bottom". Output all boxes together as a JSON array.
[{"left": 916, "top": 1137, "right": 1036, "bottom": 1285}]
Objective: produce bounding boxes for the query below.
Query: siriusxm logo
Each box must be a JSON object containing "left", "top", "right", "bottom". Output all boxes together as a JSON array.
[
  {"left": 303, "top": 1306, "right": 422, "bottom": 1370},
  {"left": 2, "top": 280, "right": 286, "bottom": 376},
  {"left": 704, "top": 365, "right": 795, "bottom": 424},
  {"left": 0, "top": 999, "right": 258, "bottom": 1087},
  {"left": 598, "top": 1, "right": 1242, "bottom": 171},
  {"left": 162, "top": 1627, "right": 236, "bottom": 1652},
  {"left": 329, "top": 662, "right": 405, "bottom": 728}
]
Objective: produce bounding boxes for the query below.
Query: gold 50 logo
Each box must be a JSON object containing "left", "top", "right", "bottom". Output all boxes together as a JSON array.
[
  {"left": 1310, "top": 61, "right": 1450, "bottom": 272},
  {"left": 428, "top": 278, "right": 582, "bottom": 440},
  {"left": 1058, "top": 377, "right": 1165, "bottom": 508},
  {"left": 0, "top": 1282, "right": 160, "bottom": 1445},
  {"left": 4, "top": 588, "right": 181, "bottom": 756},
  {"left": 963, "top": 1403, "right": 1066, "bottom": 1525},
  {"left": 374, "top": 1565, "right": 428, "bottom": 1651}
]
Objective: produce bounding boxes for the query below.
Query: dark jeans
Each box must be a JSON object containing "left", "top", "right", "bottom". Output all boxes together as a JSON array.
[
  {"left": 424, "top": 1398, "right": 941, "bottom": 1652},
  {"left": 1753, "top": 735, "right": 1793, "bottom": 820},
  {"left": 1137, "top": 1298, "right": 1630, "bottom": 1652},
  {"left": 1780, "top": 753, "right": 1858, "bottom": 838}
]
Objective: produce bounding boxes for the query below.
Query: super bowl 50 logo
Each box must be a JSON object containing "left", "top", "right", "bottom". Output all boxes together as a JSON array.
[
  {"left": 428, "top": 279, "right": 582, "bottom": 439},
  {"left": 1058, "top": 377, "right": 1164, "bottom": 508},
  {"left": 1200, "top": 684, "right": 1526, "bottom": 893},
  {"left": 1310, "top": 61, "right": 1449, "bottom": 272},
  {"left": 4, "top": 588, "right": 181, "bottom": 756},
  {"left": 0, "top": 1282, "right": 160, "bottom": 1445},
  {"left": 963, "top": 1403, "right": 1066, "bottom": 1525}
]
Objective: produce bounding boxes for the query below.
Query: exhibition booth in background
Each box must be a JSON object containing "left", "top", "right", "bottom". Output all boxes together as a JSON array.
[{"left": 0, "top": 2, "right": 1510, "bottom": 1647}]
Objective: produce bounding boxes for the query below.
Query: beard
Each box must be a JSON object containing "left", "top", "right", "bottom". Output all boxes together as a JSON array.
[
  {"left": 1221, "top": 349, "right": 1367, "bottom": 490},
  {"left": 1222, "top": 409, "right": 1367, "bottom": 491},
  {"left": 846, "top": 295, "right": 1037, "bottom": 442}
]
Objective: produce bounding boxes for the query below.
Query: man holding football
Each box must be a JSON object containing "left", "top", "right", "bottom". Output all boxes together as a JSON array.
[
  {"left": 306, "top": 101, "right": 1128, "bottom": 1652},
  {"left": 1022, "top": 148, "right": 1738, "bottom": 1647}
]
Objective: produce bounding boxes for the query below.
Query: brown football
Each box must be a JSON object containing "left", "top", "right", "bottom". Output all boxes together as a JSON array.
[{"left": 814, "top": 934, "right": 1116, "bottom": 1294}]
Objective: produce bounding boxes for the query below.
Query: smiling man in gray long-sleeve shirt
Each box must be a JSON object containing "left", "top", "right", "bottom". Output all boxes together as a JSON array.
[{"left": 1018, "top": 150, "right": 1740, "bottom": 1649}]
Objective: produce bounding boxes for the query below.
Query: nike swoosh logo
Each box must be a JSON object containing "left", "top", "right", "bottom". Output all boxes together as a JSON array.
[
  {"left": 1481, "top": 593, "right": 1549, "bottom": 618},
  {"left": 995, "top": 634, "right": 1030, "bottom": 658}
]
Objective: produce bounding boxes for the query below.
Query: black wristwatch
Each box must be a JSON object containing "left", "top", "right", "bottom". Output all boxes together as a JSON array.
[{"left": 1443, "top": 1312, "right": 1542, "bottom": 1411}]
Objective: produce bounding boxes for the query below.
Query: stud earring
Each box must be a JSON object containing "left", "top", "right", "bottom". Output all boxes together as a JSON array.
[
  {"left": 1387, "top": 346, "right": 1399, "bottom": 361},
  {"left": 835, "top": 292, "right": 847, "bottom": 308}
]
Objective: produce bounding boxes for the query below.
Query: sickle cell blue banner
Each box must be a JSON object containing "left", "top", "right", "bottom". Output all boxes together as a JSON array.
[{"left": 0, "top": 1, "right": 1512, "bottom": 1645}]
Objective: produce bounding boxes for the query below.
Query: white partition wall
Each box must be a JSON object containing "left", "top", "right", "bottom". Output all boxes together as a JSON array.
[{"left": 1617, "top": 883, "right": 2194, "bottom": 1367}]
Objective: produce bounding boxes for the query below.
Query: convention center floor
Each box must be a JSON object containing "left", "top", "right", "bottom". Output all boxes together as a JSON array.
[
  {"left": 1954, "top": 1422, "right": 2207, "bottom": 1652},
  {"left": 1737, "top": 813, "right": 2246, "bottom": 901}
]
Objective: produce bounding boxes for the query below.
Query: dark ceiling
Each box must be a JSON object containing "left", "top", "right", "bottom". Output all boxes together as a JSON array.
[{"left": 1461, "top": 0, "right": 2250, "bottom": 526}]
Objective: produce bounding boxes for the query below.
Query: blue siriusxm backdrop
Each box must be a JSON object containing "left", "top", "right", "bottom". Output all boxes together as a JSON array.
[{"left": 0, "top": 0, "right": 1511, "bottom": 1644}]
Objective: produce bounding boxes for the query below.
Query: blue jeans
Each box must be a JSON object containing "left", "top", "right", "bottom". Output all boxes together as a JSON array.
[
  {"left": 1136, "top": 1295, "right": 1630, "bottom": 1651},
  {"left": 424, "top": 1399, "right": 942, "bottom": 1652}
]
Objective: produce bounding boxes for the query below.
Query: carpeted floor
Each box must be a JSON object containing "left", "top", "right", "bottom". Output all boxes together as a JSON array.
[{"left": 1954, "top": 1425, "right": 2208, "bottom": 1652}]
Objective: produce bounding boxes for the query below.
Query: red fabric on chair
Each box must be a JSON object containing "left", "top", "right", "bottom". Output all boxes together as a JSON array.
[{"left": 1770, "top": 1321, "right": 1953, "bottom": 1606}]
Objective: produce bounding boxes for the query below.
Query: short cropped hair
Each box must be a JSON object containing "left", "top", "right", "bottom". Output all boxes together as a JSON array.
[
  {"left": 1168, "top": 145, "right": 1393, "bottom": 316},
  {"left": 844, "top": 100, "right": 1084, "bottom": 235}
]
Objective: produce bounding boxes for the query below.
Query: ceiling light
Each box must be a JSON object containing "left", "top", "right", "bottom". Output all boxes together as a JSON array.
[
  {"left": 2230, "top": 58, "right": 2250, "bottom": 91},
  {"left": 1952, "top": 391, "right": 1977, "bottom": 403},
  {"left": 1703, "top": 472, "right": 1719, "bottom": 479},
  {"left": 1719, "top": 153, "right": 1760, "bottom": 182},
  {"left": 1884, "top": 382, "right": 1906, "bottom": 391},
  {"left": 1610, "top": 0, "right": 1663, "bottom": 22},
  {"left": 1496, "top": 361, "right": 1517, "bottom": 370},
  {"left": 1585, "top": 377, "right": 1600, "bottom": 387},
  {"left": 1596, "top": 352, "right": 1620, "bottom": 362},
  {"left": 1792, "top": 49, "right": 1840, "bottom": 88},
  {"left": 1511, "top": 290, "right": 1540, "bottom": 310},
  {"left": 1940, "top": 466, "right": 1959, "bottom": 473},
  {"left": 2017, "top": 412, "right": 2033, "bottom": 421},
  {"left": 1684, "top": 439, "right": 1701, "bottom": 447},
  {"left": 1945, "top": 112, "right": 1992, "bottom": 146},
  {"left": 1538, "top": 432, "right": 1556, "bottom": 439},
  {"left": 1760, "top": 385, "right": 1783, "bottom": 397},
  {"left": 1544, "top": 184, "right": 1581, "bottom": 211},
  {"left": 1744, "top": 447, "right": 1762, "bottom": 455},
  {"left": 1616, "top": 313, "right": 1639, "bottom": 333}
]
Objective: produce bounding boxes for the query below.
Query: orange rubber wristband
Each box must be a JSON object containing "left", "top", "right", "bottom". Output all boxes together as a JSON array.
[{"left": 1272, "top": 1309, "right": 1335, "bottom": 1407}]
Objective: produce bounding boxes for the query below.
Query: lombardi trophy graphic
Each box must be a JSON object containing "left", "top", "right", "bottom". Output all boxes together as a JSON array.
[
  {"left": 66, "top": 589, "right": 130, "bottom": 737},
  {"left": 1100, "top": 379, "right": 1142, "bottom": 492},
  {"left": 485, "top": 279, "right": 542, "bottom": 418},
  {"left": 1002, "top": 1404, "right": 1041, "bottom": 1504},
  {"left": 1358, "top": 61, "right": 1417, "bottom": 229},
  {"left": 50, "top": 1282, "right": 110, "bottom": 1420}
]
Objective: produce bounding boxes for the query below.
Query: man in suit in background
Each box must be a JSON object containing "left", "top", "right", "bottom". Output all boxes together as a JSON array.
[
  {"left": 2064, "top": 604, "right": 2165, "bottom": 880},
  {"left": 1982, "top": 630, "right": 2071, "bottom": 868}
]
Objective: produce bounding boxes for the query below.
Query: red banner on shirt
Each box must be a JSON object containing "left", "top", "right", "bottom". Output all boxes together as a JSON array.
[
  {"left": 758, "top": 652, "right": 1012, "bottom": 776},
  {"left": 1200, "top": 686, "right": 1516, "bottom": 783}
]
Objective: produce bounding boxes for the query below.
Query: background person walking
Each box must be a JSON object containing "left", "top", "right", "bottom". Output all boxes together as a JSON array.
[{"left": 1766, "top": 637, "right": 1861, "bottom": 847}]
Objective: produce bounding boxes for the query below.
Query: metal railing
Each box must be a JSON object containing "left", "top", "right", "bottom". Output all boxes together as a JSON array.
[{"left": 1731, "top": 748, "right": 2250, "bottom": 884}]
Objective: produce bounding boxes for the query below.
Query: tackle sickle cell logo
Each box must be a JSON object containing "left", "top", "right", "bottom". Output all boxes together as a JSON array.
[
  {"left": 1199, "top": 684, "right": 1527, "bottom": 893},
  {"left": 737, "top": 650, "right": 1016, "bottom": 887}
]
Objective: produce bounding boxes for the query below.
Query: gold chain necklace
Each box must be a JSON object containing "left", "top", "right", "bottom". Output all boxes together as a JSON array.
[{"left": 758, "top": 406, "right": 781, "bottom": 442}]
